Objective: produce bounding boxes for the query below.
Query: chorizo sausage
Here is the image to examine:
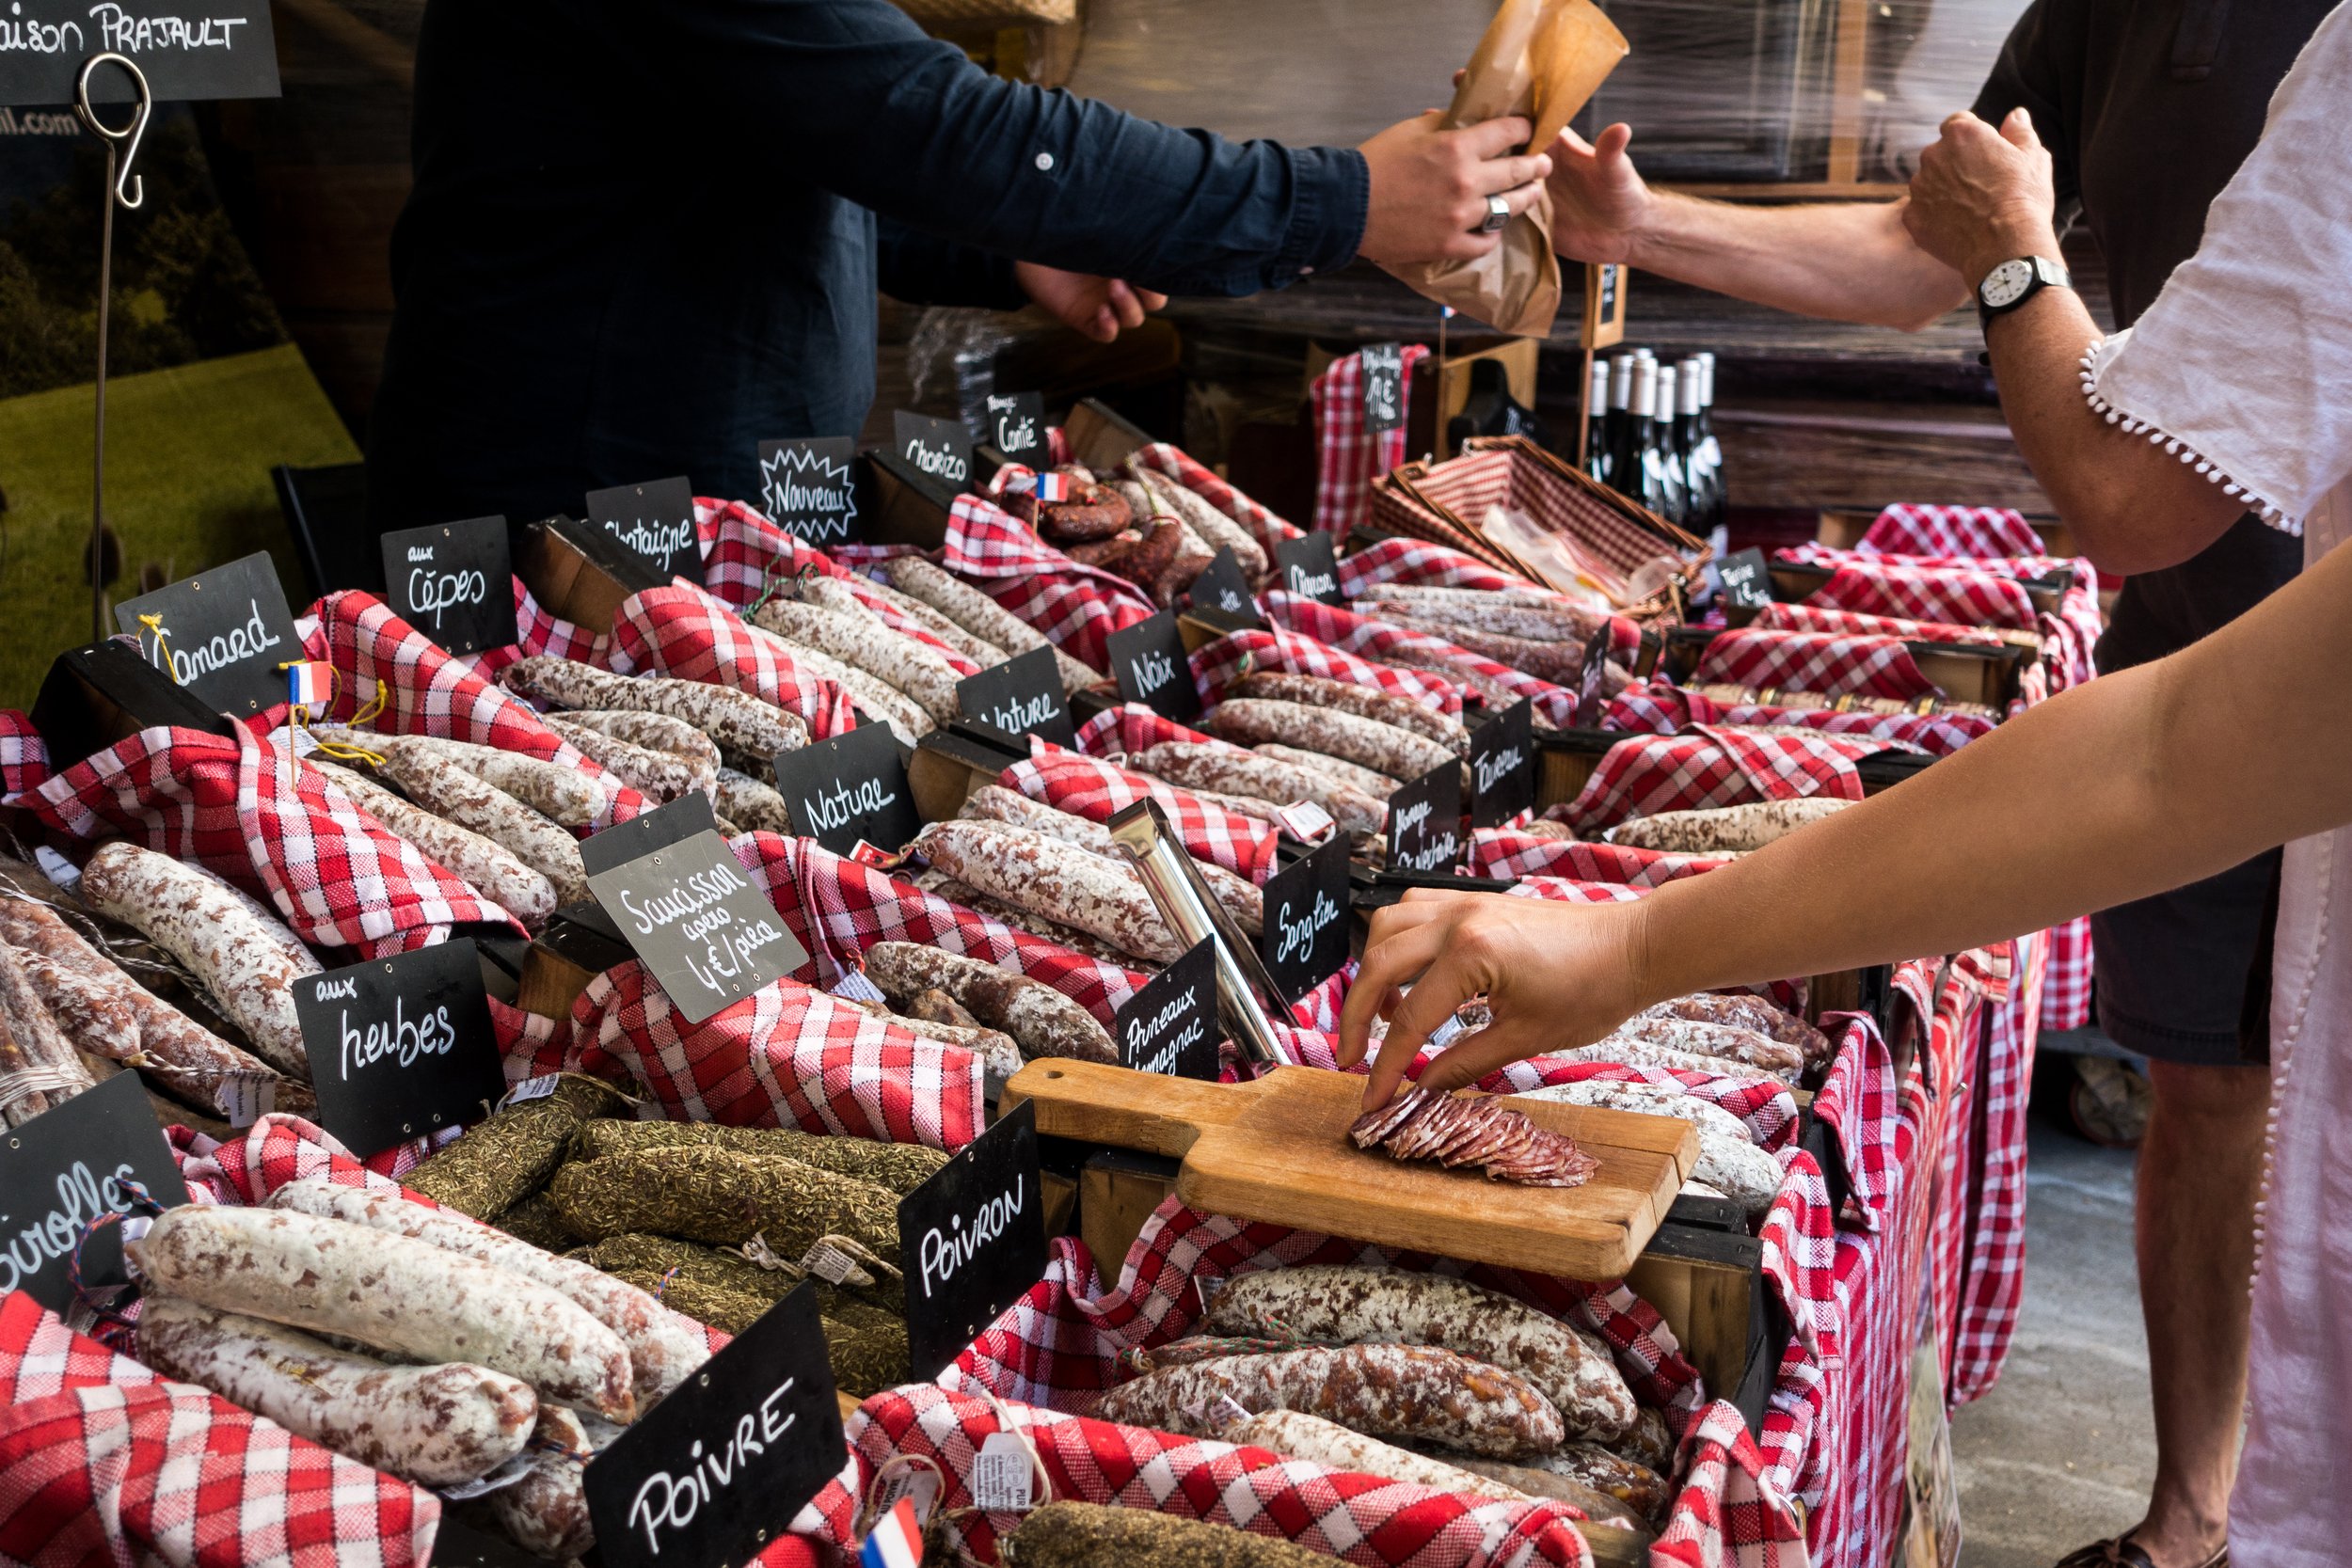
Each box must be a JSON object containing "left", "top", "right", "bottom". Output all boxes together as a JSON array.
[
  {"left": 1230, "top": 672, "right": 1469, "bottom": 754},
  {"left": 318, "top": 760, "right": 559, "bottom": 928},
  {"left": 80, "top": 842, "right": 322, "bottom": 1079},
  {"left": 863, "top": 940, "right": 1117, "bottom": 1064},
  {"left": 1129, "top": 470, "right": 1268, "bottom": 578},
  {"left": 1204, "top": 700, "right": 1454, "bottom": 783}
]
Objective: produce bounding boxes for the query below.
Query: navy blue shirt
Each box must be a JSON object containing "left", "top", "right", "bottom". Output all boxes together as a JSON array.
[{"left": 366, "top": 0, "right": 1368, "bottom": 531}]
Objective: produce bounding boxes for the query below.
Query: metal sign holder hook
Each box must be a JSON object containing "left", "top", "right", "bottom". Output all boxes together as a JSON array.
[{"left": 72, "top": 51, "right": 151, "bottom": 641}]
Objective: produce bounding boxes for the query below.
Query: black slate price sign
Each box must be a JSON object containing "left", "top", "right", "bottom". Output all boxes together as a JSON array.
[
  {"left": 293, "top": 940, "right": 503, "bottom": 1160},
  {"left": 1261, "top": 835, "right": 1352, "bottom": 1003},
  {"left": 1717, "top": 547, "right": 1772, "bottom": 610},
  {"left": 1106, "top": 611, "right": 1200, "bottom": 723},
  {"left": 1, "top": 0, "right": 280, "bottom": 108},
  {"left": 114, "top": 549, "right": 303, "bottom": 717},
  {"left": 579, "top": 791, "right": 719, "bottom": 879},
  {"left": 1114, "top": 940, "right": 1219, "bottom": 1081},
  {"left": 0, "top": 1072, "right": 191, "bottom": 1314},
  {"left": 1273, "top": 531, "right": 1344, "bottom": 606},
  {"left": 899, "top": 1099, "right": 1045, "bottom": 1382},
  {"left": 584, "top": 1281, "right": 844, "bottom": 1568},
  {"left": 893, "top": 411, "right": 974, "bottom": 496},
  {"left": 585, "top": 828, "right": 809, "bottom": 1024},
  {"left": 585, "top": 476, "right": 700, "bottom": 579},
  {"left": 756, "top": 436, "right": 863, "bottom": 547},
  {"left": 1470, "top": 697, "right": 1535, "bottom": 829},
  {"left": 1185, "top": 546, "right": 1262, "bottom": 625},
  {"left": 377, "top": 516, "right": 516, "bottom": 656},
  {"left": 1386, "top": 758, "right": 1463, "bottom": 875},
  {"left": 955, "top": 645, "right": 1076, "bottom": 750},
  {"left": 773, "top": 720, "right": 919, "bottom": 858},
  {"left": 1574, "top": 623, "right": 1614, "bottom": 728},
  {"left": 1359, "top": 342, "right": 1406, "bottom": 436},
  {"left": 985, "top": 392, "right": 1050, "bottom": 466}
]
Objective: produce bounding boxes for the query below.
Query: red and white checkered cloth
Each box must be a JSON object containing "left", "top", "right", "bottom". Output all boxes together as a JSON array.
[
  {"left": 1561, "top": 726, "right": 1903, "bottom": 837},
  {"left": 696, "top": 495, "right": 848, "bottom": 609},
  {"left": 1693, "top": 629, "right": 1942, "bottom": 704},
  {"left": 1310, "top": 344, "right": 1431, "bottom": 540},
  {"left": 1263, "top": 592, "right": 1583, "bottom": 726},
  {"left": 935, "top": 492, "right": 1157, "bottom": 673},
  {"left": 1604, "top": 684, "right": 1994, "bottom": 757},
  {"left": 1856, "top": 504, "right": 2047, "bottom": 562},
  {"left": 1947, "top": 931, "right": 2042, "bottom": 1405},
  {"left": 0, "top": 710, "right": 48, "bottom": 800},
  {"left": 1126, "top": 441, "right": 1305, "bottom": 558},
  {"left": 1003, "top": 743, "right": 1279, "bottom": 883},
  {"left": 1190, "top": 628, "right": 1466, "bottom": 717},
  {"left": 0, "top": 1291, "right": 441, "bottom": 1568},
  {"left": 1338, "top": 534, "right": 1546, "bottom": 597},
  {"left": 1469, "top": 832, "right": 1736, "bottom": 885},
  {"left": 606, "top": 581, "right": 862, "bottom": 740},
  {"left": 26, "top": 725, "right": 520, "bottom": 958},
  {"left": 1750, "top": 600, "right": 2010, "bottom": 648}
]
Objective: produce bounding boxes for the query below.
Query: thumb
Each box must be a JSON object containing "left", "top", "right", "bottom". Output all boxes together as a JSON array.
[
  {"left": 1595, "top": 121, "right": 1634, "bottom": 165},
  {"left": 2001, "top": 104, "right": 2040, "bottom": 150}
]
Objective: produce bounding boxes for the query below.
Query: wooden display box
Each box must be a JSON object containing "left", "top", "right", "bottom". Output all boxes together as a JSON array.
[
  {"left": 1654, "top": 625, "right": 2032, "bottom": 712},
  {"left": 32, "top": 639, "right": 236, "bottom": 768},
  {"left": 514, "top": 515, "right": 668, "bottom": 637},
  {"left": 1059, "top": 396, "right": 1155, "bottom": 474}
]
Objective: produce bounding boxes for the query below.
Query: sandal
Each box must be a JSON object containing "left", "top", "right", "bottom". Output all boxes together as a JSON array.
[{"left": 2054, "top": 1540, "right": 2227, "bottom": 1568}]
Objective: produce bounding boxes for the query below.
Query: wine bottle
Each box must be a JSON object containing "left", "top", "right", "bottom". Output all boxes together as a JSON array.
[
  {"left": 1692, "top": 351, "right": 1727, "bottom": 537},
  {"left": 1583, "top": 357, "right": 1612, "bottom": 486},
  {"left": 1606, "top": 353, "right": 1638, "bottom": 494},
  {"left": 1653, "top": 363, "right": 1691, "bottom": 527},
  {"left": 1675, "top": 357, "right": 1715, "bottom": 532}
]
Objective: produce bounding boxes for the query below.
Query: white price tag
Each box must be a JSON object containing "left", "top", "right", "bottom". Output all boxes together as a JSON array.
[
  {"left": 831, "top": 969, "right": 890, "bottom": 1006},
  {"left": 288, "top": 726, "right": 322, "bottom": 759},
  {"left": 501, "top": 1073, "right": 563, "bottom": 1108},
  {"left": 1275, "top": 800, "right": 1335, "bottom": 844},
  {"left": 216, "top": 1070, "right": 277, "bottom": 1129},
  {"left": 436, "top": 1446, "right": 541, "bottom": 1501},
  {"left": 873, "top": 1466, "right": 941, "bottom": 1528},
  {"left": 971, "top": 1431, "right": 1035, "bottom": 1513},
  {"left": 802, "top": 1240, "right": 875, "bottom": 1288},
  {"left": 33, "top": 846, "right": 80, "bottom": 894}
]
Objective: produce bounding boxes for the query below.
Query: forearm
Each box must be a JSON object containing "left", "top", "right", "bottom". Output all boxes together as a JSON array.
[{"left": 1629, "top": 194, "right": 1970, "bottom": 331}]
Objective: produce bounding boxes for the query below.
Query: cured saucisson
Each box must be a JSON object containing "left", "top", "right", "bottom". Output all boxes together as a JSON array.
[
  {"left": 1204, "top": 699, "right": 1454, "bottom": 783},
  {"left": 541, "top": 715, "right": 715, "bottom": 803},
  {"left": 882, "top": 556, "right": 1104, "bottom": 692},
  {"left": 1352, "top": 605, "right": 1592, "bottom": 685},
  {"left": 863, "top": 940, "right": 1117, "bottom": 1063},
  {"left": 1638, "top": 994, "right": 1832, "bottom": 1064},
  {"left": 850, "top": 573, "right": 1012, "bottom": 668},
  {"left": 752, "top": 596, "right": 963, "bottom": 726},
  {"left": 489, "top": 1405, "right": 598, "bottom": 1558},
  {"left": 1354, "top": 585, "right": 1611, "bottom": 645},
  {"left": 713, "top": 767, "right": 795, "bottom": 833},
  {"left": 1348, "top": 1085, "right": 1597, "bottom": 1187},
  {"left": 958, "top": 785, "right": 1263, "bottom": 933},
  {"left": 0, "top": 942, "right": 89, "bottom": 1125},
  {"left": 501, "top": 657, "right": 810, "bottom": 758},
  {"left": 914, "top": 818, "right": 1184, "bottom": 964},
  {"left": 1609, "top": 797, "right": 1853, "bottom": 853},
  {"left": 1129, "top": 469, "right": 1268, "bottom": 578},
  {"left": 1514, "top": 1080, "right": 1781, "bottom": 1214},
  {"left": 1220, "top": 1408, "right": 1531, "bottom": 1502},
  {"left": 1127, "top": 741, "right": 1384, "bottom": 838},
  {"left": 1230, "top": 672, "right": 1469, "bottom": 754},
  {"left": 375, "top": 747, "right": 590, "bottom": 906},
  {"left": 1613, "top": 1015, "right": 1804, "bottom": 1076},
  {"left": 1249, "top": 744, "right": 1399, "bottom": 798},
  {"left": 319, "top": 761, "right": 558, "bottom": 927}
]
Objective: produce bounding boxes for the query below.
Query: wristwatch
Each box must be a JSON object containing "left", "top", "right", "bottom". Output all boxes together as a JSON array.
[{"left": 1976, "top": 255, "right": 2071, "bottom": 331}]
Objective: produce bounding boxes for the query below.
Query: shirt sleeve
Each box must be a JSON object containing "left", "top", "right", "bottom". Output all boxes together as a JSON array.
[
  {"left": 2080, "top": 3, "right": 2352, "bottom": 533},
  {"left": 1970, "top": 0, "right": 2083, "bottom": 229},
  {"left": 592, "top": 0, "right": 1367, "bottom": 299},
  {"left": 874, "top": 216, "right": 1029, "bottom": 310}
]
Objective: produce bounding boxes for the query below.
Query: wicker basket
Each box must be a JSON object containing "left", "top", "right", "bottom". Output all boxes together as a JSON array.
[
  {"left": 892, "top": 0, "right": 1075, "bottom": 26},
  {"left": 1367, "top": 436, "right": 1708, "bottom": 622}
]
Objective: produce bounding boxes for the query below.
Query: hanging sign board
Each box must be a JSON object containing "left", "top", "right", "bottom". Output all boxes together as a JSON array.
[
  {"left": 1359, "top": 342, "right": 1406, "bottom": 436},
  {"left": 955, "top": 645, "right": 1075, "bottom": 750},
  {"left": 1469, "top": 697, "right": 1536, "bottom": 828},
  {"left": 1272, "top": 532, "right": 1343, "bottom": 606},
  {"left": 585, "top": 828, "right": 808, "bottom": 1023},
  {"left": 892, "top": 412, "right": 974, "bottom": 497},
  {"left": 377, "top": 516, "right": 516, "bottom": 656},
  {"left": 1105, "top": 611, "right": 1200, "bottom": 723},
  {"left": 1, "top": 0, "right": 280, "bottom": 107},
  {"left": 114, "top": 549, "right": 302, "bottom": 717},
  {"left": 772, "top": 721, "right": 920, "bottom": 859},
  {"left": 985, "top": 393, "right": 1051, "bottom": 467}
]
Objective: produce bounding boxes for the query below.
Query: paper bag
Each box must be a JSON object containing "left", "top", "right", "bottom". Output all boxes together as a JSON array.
[{"left": 1379, "top": 0, "right": 1628, "bottom": 338}]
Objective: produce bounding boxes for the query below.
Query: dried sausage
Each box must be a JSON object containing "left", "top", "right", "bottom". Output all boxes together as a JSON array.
[
  {"left": 752, "top": 596, "right": 962, "bottom": 727},
  {"left": 1548, "top": 1039, "right": 1789, "bottom": 1085},
  {"left": 1526, "top": 1443, "right": 1673, "bottom": 1521},
  {"left": 1129, "top": 470, "right": 1268, "bottom": 579},
  {"left": 882, "top": 556, "right": 1104, "bottom": 693},
  {"left": 135, "top": 1293, "right": 538, "bottom": 1487},
  {"left": 380, "top": 735, "right": 607, "bottom": 828},
  {"left": 1204, "top": 699, "right": 1454, "bottom": 783},
  {"left": 863, "top": 940, "right": 1117, "bottom": 1064},
  {"left": 1348, "top": 1085, "right": 1597, "bottom": 1188},
  {"left": 501, "top": 657, "right": 810, "bottom": 758},
  {"left": 1513, "top": 1081, "right": 1780, "bottom": 1215},
  {"left": 489, "top": 1405, "right": 597, "bottom": 1558},
  {"left": 920, "top": 871, "right": 1152, "bottom": 970},
  {"left": 0, "top": 942, "right": 89, "bottom": 1125},
  {"left": 1609, "top": 797, "right": 1854, "bottom": 853},
  {"left": 1230, "top": 672, "right": 1469, "bottom": 755},
  {"left": 318, "top": 760, "right": 559, "bottom": 928},
  {"left": 1248, "top": 745, "right": 1399, "bottom": 799},
  {"left": 914, "top": 818, "right": 1183, "bottom": 964},
  {"left": 1005, "top": 1501, "right": 1339, "bottom": 1568},
  {"left": 955, "top": 789, "right": 1263, "bottom": 935},
  {"left": 850, "top": 574, "right": 1012, "bottom": 668},
  {"left": 552, "top": 708, "right": 721, "bottom": 772},
  {"left": 1350, "top": 606, "right": 1592, "bottom": 685},
  {"left": 1128, "top": 741, "right": 1384, "bottom": 838},
  {"left": 1439, "top": 1454, "right": 1646, "bottom": 1527},
  {"left": 1352, "top": 586, "right": 1610, "bottom": 646},
  {"left": 1639, "top": 994, "right": 1831, "bottom": 1064},
  {"left": 1096, "top": 1341, "right": 1565, "bottom": 1459},
  {"left": 81, "top": 842, "right": 322, "bottom": 1079},
  {"left": 374, "top": 747, "right": 590, "bottom": 907},
  {"left": 740, "top": 618, "right": 933, "bottom": 745},
  {"left": 1613, "top": 1015, "right": 1804, "bottom": 1076},
  {"left": 541, "top": 715, "right": 715, "bottom": 803},
  {"left": 129, "top": 1205, "right": 637, "bottom": 1420},
  {"left": 569, "top": 1106, "right": 953, "bottom": 1196},
  {"left": 1219, "top": 1408, "right": 1531, "bottom": 1501},
  {"left": 713, "top": 767, "right": 796, "bottom": 834}
]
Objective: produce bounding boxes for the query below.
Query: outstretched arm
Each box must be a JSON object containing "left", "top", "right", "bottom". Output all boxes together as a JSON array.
[{"left": 1340, "top": 530, "right": 2352, "bottom": 1106}]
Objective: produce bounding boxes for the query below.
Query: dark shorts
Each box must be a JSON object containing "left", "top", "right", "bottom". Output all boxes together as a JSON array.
[{"left": 2090, "top": 848, "right": 2277, "bottom": 1067}]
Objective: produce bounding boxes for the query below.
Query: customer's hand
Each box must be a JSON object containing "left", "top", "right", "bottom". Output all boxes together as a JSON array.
[
  {"left": 1357, "top": 113, "right": 1551, "bottom": 264},
  {"left": 1546, "top": 122, "right": 1653, "bottom": 264},
  {"left": 1902, "top": 107, "right": 2061, "bottom": 287},
  {"left": 1016, "top": 262, "right": 1168, "bottom": 343},
  {"left": 1337, "top": 889, "right": 1651, "bottom": 1111}
]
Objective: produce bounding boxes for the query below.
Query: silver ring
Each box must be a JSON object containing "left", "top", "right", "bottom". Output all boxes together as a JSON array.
[{"left": 1477, "top": 193, "right": 1511, "bottom": 233}]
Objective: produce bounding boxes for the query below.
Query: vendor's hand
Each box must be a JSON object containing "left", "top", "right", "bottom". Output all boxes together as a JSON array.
[
  {"left": 1902, "top": 107, "right": 2061, "bottom": 287},
  {"left": 1016, "top": 262, "right": 1168, "bottom": 344},
  {"left": 1337, "top": 889, "right": 1651, "bottom": 1111},
  {"left": 1357, "top": 113, "right": 1551, "bottom": 264},
  {"left": 1546, "top": 122, "right": 1653, "bottom": 265}
]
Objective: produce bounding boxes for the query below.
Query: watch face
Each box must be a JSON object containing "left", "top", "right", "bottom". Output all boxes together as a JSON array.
[{"left": 1979, "top": 259, "right": 2035, "bottom": 309}]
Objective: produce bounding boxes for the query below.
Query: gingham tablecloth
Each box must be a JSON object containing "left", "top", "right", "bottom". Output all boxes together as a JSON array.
[
  {"left": 1604, "top": 683, "right": 1994, "bottom": 758},
  {"left": 1001, "top": 743, "right": 1279, "bottom": 883},
  {"left": 1311, "top": 345, "right": 1432, "bottom": 540},
  {"left": 1561, "top": 725, "right": 1903, "bottom": 837},
  {"left": 935, "top": 492, "right": 1157, "bottom": 674},
  {"left": 1126, "top": 441, "right": 1304, "bottom": 559},
  {"left": 1693, "top": 628, "right": 1943, "bottom": 705}
]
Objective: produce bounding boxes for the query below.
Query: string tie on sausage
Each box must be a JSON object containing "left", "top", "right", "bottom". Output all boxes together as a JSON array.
[
  {"left": 69, "top": 1178, "right": 167, "bottom": 1338},
  {"left": 135, "top": 614, "right": 179, "bottom": 684}
]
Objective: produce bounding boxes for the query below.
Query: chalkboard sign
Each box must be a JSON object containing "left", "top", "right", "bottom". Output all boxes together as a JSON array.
[
  {"left": 579, "top": 792, "right": 719, "bottom": 879},
  {"left": 377, "top": 516, "right": 516, "bottom": 656},
  {"left": 293, "top": 941, "right": 503, "bottom": 1159},
  {"left": 772, "top": 721, "right": 919, "bottom": 858},
  {"left": 1105, "top": 611, "right": 1200, "bottom": 723},
  {"left": 1574, "top": 624, "right": 1614, "bottom": 728},
  {"left": 955, "top": 645, "right": 1076, "bottom": 750},
  {"left": 1261, "top": 835, "right": 1351, "bottom": 1003},
  {"left": 898, "top": 1100, "right": 1045, "bottom": 1381},
  {"left": 1717, "top": 547, "right": 1772, "bottom": 610},
  {"left": 585, "top": 476, "right": 699, "bottom": 579},
  {"left": 1581, "top": 261, "right": 1628, "bottom": 352},
  {"left": 1469, "top": 697, "right": 1535, "bottom": 828},
  {"left": 0, "top": 1072, "right": 191, "bottom": 1314},
  {"left": 1273, "top": 532, "right": 1343, "bottom": 606},
  {"left": 1359, "top": 342, "right": 1406, "bottom": 436},
  {"left": 585, "top": 828, "right": 809, "bottom": 1024},
  {"left": 985, "top": 392, "right": 1050, "bottom": 466},
  {"left": 114, "top": 549, "right": 303, "bottom": 716},
  {"left": 755, "top": 437, "right": 863, "bottom": 548},
  {"left": 584, "top": 1282, "right": 844, "bottom": 1568},
  {"left": 1113, "top": 940, "right": 1218, "bottom": 1081},
  {"left": 1185, "top": 546, "right": 1262, "bottom": 625},
  {"left": 1, "top": 0, "right": 280, "bottom": 108},
  {"left": 1386, "top": 759, "right": 1463, "bottom": 876},
  {"left": 893, "top": 411, "right": 974, "bottom": 496}
]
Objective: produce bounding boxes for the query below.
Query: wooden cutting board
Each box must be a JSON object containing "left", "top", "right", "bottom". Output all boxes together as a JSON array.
[{"left": 1001, "top": 1062, "right": 1697, "bottom": 1279}]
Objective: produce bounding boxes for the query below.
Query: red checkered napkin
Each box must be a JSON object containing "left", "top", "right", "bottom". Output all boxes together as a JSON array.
[
  {"left": 303, "top": 588, "right": 649, "bottom": 829},
  {"left": 606, "top": 581, "right": 862, "bottom": 740},
  {"left": 1310, "top": 345, "right": 1432, "bottom": 540},
  {"left": 1857, "top": 504, "right": 2046, "bottom": 561},
  {"left": 1750, "top": 601, "right": 2010, "bottom": 648},
  {"left": 1263, "top": 592, "right": 1581, "bottom": 726},
  {"left": 1338, "top": 533, "right": 1546, "bottom": 596},
  {"left": 1124, "top": 440, "right": 1304, "bottom": 556},
  {"left": 1776, "top": 551, "right": 2042, "bottom": 635},
  {"left": 0, "top": 1291, "right": 440, "bottom": 1568},
  {"left": 1469, "top": 832, "right": 1734, "bottom": 885},
  {"left": 1649, "top": 1401, "right": 1811, "bottom": 1568},
  {"left": 1002, "top": 745, "right": 1278, "bottom": 882},
  {"left": 1603, "top": 684, "right": 1993, "bottom": 758},
  {"left": 1693, "top": 628, "right": 1941, "bottom": 704},
  {"left": 0, "top": 709, "right": 48, "bottom": 800},
  {"left": 1190, "top": 628, "right": 1464, "bottom": 716},
  {"left": 27, "top": 725, "right": 518, "bottom": 958},
  {"left": 937, "top": 493, "right": 1156, "bottom": 673},
  {"left": 1561, "top": 725, "right": 1894, "bottom": 837},
  {"left": 1073, "top": 702, "right": 1219, "bottom": 759}
]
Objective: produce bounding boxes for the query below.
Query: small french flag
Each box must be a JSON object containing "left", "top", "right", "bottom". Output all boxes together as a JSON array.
[
  {"left": 860, "top": 1497, "right": 924, "bottom": 1568},
  {"left": 285, "top": 661, "right": 332, "bottom": 708},
  {"left": 1031, "top": 471, "right": 1071, "bottom": 503}
]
